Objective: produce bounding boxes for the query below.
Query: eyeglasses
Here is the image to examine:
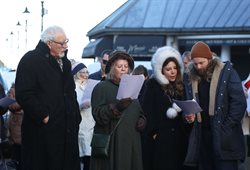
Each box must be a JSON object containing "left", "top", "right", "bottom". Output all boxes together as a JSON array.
[
  {"left": 102, "top": 60, "right": 108, "bottom": 65},
  {"left": 51, "top": 39, "right": 69, "bottom": 46}
]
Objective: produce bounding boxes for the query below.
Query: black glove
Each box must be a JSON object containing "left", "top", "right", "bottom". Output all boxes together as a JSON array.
[
  {"left": 136, "top": 115, "right": 147, "bottom": 132},
  {"left": 115, "top": 98, "right": 132, "bottom": 112},
  {"left": 109, "top": 98, "right": 132, "bottom": 118}
]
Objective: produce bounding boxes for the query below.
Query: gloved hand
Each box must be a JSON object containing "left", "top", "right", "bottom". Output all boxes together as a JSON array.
[
  {"left": 109, "top": 98, "right": 132, "bottom": 118},
  {"left": 136, "top": 115, "right": 147, "bottom": 132},
  {"left": 115, "top": 98, "right": 132, "bottom": 112}
]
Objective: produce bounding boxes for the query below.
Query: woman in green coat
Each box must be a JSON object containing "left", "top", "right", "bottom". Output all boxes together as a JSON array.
[{"left": 90, "top": 51, "right": 146, "bottom": 170}]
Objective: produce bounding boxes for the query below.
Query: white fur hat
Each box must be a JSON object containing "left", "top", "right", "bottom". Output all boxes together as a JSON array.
[{"left": 151, "top": 46, "right": 183, "bottom": 85}]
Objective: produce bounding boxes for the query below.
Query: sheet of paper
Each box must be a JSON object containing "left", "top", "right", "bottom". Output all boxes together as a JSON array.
[
  {"left": 173, "top": 99, "right": 202, "bottom": 115},
  {"left": 82, "top": 79, "right": 100, "bottom": 101},
  {"left": 0, "top": 96, "right": 16, "bottom": 108},
  {"left": 116, "top": 74, "right": 144, "bottom": 100}
]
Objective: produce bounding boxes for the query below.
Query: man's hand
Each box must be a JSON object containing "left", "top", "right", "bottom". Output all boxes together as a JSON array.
[
  {"left": 185, "top": 113, "right": 195, "bottom": 123},
  {"left": 43, "top": 116, "right": 49, "bottom": 124}
]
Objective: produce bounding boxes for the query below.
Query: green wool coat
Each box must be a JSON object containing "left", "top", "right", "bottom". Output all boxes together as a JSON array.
[{"left": 90, "top": 79, "right": 143, "bottom": 170}]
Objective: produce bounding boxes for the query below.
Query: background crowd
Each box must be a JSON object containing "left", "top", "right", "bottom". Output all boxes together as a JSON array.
[{"left": 0, "top": 25, "right": 249, "bottom": 170}]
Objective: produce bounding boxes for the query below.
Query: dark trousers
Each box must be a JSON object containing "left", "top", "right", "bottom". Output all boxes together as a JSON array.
[
  {"left": 81, "top": 156, "right": 90, "bottom": 170},
  {"left": 11, "top": 144, "right": 21, "bottom": 170},
  {"left": 199, "top": 128, "right": 238, "bottom": 170}
]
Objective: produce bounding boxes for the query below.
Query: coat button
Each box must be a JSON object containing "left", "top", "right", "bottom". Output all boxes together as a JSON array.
[{"left": 171, "top": 128, "right": 175, "bottom": 132}]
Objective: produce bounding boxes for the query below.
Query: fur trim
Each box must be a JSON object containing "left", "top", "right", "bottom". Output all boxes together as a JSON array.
[
  {"left": 151, "top": 46, "right": 183, "bottom": 85},
  {"left": 166, "top": 107, "right": 178, "bottom": 119},
  {"left": 172, "top": 102, "right": 182, "bottom": 112}
]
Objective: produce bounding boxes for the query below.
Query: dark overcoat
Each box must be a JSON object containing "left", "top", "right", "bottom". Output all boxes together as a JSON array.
[
  {"left": 185, "top": 60, "right": 246, "bottom": 161},
  {"left": 141, "top": 78, "right": 190, "bottom": 170},
  {"left": 15, "top": 41, "right": 81, "bottom": 170}
]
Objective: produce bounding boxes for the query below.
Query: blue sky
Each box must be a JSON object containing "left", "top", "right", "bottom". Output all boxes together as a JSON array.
[{"left": 0, "top": 0, "right": 127, "bottom": 69}]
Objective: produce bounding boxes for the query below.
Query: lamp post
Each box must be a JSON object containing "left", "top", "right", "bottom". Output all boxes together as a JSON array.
[
  {"left": 10, "top": 31, "right": 14, "bottom": 48},
  {"left": 16, "top": 21, "right": 21, "bottom": 49},
  {"left": 41, "top": 1, "right": 44, "bottom": 32},
  {"left": 23, "top": 7, "right": 30, "bottom": 51},
  {"left": 41, "top": 1, "right": 48, "bottom": 32}
]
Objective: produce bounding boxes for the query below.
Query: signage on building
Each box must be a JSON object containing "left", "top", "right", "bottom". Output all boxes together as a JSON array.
[
  {"left": 179, "top": 38, "right": 250, "bottom": 46},
  {"left": 114, "top": 35, "right": 165, "bottom": 57}
]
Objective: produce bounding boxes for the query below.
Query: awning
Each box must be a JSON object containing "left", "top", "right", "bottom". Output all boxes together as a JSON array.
[{"left": 82, "top": 38, "right": 112, "bottom": 58}]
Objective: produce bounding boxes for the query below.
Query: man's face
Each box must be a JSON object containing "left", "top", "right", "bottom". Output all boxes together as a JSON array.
[
  {"left": 101, "top": 53, "right": 109, "bottom": 72},
  {"left": 192, "top": 57, "right": 210, "bottom": 76},
  {"left": 48, "top": 32, "right": 68, "bottom": 58},
  {"left": 183, "top": 57, "right": 191, "bottom": 70}
]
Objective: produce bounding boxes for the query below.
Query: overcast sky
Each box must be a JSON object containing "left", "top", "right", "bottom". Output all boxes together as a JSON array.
[{"left": 0, "top": 0, "right": 127, "bottom": 69}]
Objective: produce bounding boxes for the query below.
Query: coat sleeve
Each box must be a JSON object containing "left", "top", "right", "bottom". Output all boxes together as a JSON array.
[
  {"left": 140, "top": 79, "right": 158, "bottom": 136},
  {"left": 91, "top": 82, "right": 114, "bottom": 126},
  {"left": 15, "top": 55, "right": 49, "bottom": 124},
  {"left": 222, "top": 67, "right": 246, "bottom": 126}
]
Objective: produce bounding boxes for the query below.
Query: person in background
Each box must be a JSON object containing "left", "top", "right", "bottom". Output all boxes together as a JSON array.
[
  {"left": 0, "top": 83, "right": 7, "bottom": 142},
  {"left": 0, "top": 82, "right": 8, "bottom": 160},
  {"left": 71, "top": 61, "right": 95, "bottom": 170},
  {"left": 7, "top": 83, "right": 23, "bottom": 170},
  {"left": 90, "top": 51, "right": 146, "bottom": 170},
  {"left": 132, "top": 64, "right": 149, "bottom": 104},
  {"left": 89, "top": 49, "right": 112, "bottom": 80},
  {"left": 15, "top": 25, "right": 81, "bottom": 170},
  {"left": 182, "top": 51, "right": 192, "bottom": 72},
  {"left": 184, "top": 41, "right": 246, "bottom": 170},
  {"left": 141, "top": 46, "right": 193, "bottom": 170},
  {"left": 239, "top": 76, "right": 250, "bottom": 170}
]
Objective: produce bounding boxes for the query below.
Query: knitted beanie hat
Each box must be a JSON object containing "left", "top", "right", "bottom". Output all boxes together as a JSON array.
[
  {"left": 71, "top": 62, "right": 86, "bottom": 75},
  {"left": 191, "top": 41, "right": 212, "bottom": 59}
]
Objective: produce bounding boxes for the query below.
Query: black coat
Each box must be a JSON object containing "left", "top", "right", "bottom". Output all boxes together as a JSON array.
[
  {"left": 185, "top": 61, "right": 246, "bottom": 161},
  {"left": 15, "top": 41, "right": 81, "bottom": 170},
  {"left": 141, "top": 78, "right": 190, "bottom": 170}
]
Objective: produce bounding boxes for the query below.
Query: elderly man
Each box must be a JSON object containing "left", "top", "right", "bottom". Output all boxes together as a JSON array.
[
  {"left": 15, "top": 25, "right": 81, "bottom": 170},
  {"left": 184, "top": 41, "right": 246, "bottom": 170}
]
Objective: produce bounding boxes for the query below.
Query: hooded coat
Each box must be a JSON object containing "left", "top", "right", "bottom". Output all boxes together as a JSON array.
[
  {"left": 15, "top": 41, "right": 81, "bottom": 170},
  {"left": 141, "top": 46, "right": 192, "bottom": 170}
]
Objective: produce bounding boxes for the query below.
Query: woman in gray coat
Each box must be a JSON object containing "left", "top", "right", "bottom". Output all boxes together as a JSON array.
[{"left": 90, "top": 51, "right": 146, "bottom": 170}]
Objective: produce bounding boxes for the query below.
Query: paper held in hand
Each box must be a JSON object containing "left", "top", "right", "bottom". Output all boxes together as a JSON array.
[
  {"left": 116, "top": 74, "right": 144, "bottom": 100},
  {"left": 172, "top": 99, "right": 202, "bottom": 115},
  {"left": 82, "top": 79, "right": 100, "bottom": 101}
]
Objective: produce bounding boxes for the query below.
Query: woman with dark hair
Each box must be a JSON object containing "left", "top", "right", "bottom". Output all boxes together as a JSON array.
[{"left": 141, "top": 46, "right": 193, "bottom": 170}]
